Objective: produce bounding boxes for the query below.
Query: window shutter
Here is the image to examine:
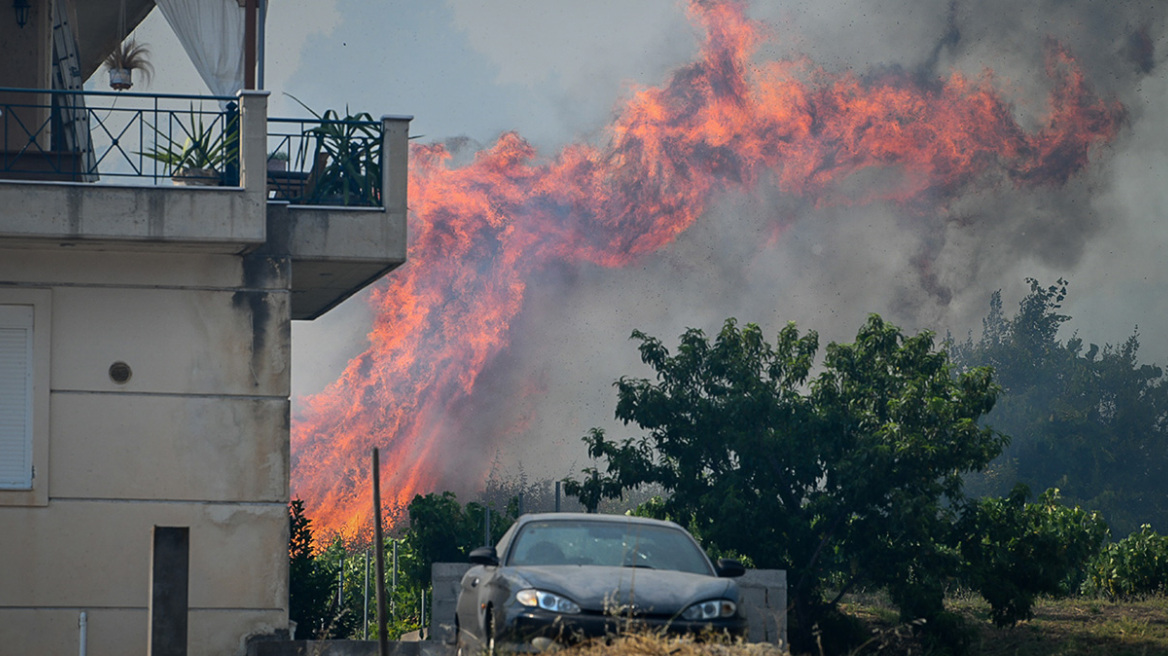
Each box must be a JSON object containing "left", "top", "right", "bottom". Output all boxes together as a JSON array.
[{"left": 0, "top": 306, "right": 34, "bottom": 489}]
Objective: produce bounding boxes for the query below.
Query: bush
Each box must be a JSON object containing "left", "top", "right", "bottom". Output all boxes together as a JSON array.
[
  {"left": 288, "top": 499, "right": 335, "bottom": 638},
  {"left": 1085, "top": 525, "right": 1168, "bottom": 599},
  {"left": 959, "top": 486, "right": 1108, "bottom": 626}
]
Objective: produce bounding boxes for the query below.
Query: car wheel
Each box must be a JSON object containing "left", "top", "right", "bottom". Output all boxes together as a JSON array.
[
  {"left": 485, "top": 608, "right": 497, "bottom": 656},
  {"left": 455, "top": 617, "right": 466, "bottom": 656}
]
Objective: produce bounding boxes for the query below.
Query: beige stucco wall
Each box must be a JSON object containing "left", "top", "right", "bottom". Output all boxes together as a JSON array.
[
  {"left": 1, "top": 608, "right": 288, "bottom": 656},
  {"left": 0, "top": 246, "right": 292, "bottom": 656}
]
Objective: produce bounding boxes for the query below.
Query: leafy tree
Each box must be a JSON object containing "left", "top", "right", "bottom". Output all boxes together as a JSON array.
[
  {"left": 565, "top": 316, "right": 1004, "bottom": 652},
  {"left": 952, "top": 279, "right": 1168, "bottom": 535},
  {"left": 288, "top": 499, "right": 335, "bottom": 638},
  {"left": 1084, "top": 525, "right": 1168, "bottom": 599},
  {"left": 958, "top": 486, "right": 1108, "bottom": 626},
  {"left": 402, "top": 492, "right": 516, "bottom": 583}
]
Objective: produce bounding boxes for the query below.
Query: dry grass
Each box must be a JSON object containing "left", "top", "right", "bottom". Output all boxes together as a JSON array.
[
  {"left": 958, "top": 596, "right": 1168, "bottom": 656},
  {"left": 844, "top": 593, "right": 1168, "bottom": 656},
  {"left": 551, "top": 596, "right": 1168, "bottom": 656},
  {"left": 559, "top": 633, "right": 785, "bottom": 656}
]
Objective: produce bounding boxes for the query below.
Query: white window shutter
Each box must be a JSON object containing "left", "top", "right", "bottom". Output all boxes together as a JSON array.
[{"left": 0, "top": 306, "right": 34, "bottom": 489}]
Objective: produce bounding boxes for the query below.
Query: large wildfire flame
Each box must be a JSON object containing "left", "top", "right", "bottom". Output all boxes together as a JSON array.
[{"left": 291, "top": 0, "right": 1123, "bottom": 539}]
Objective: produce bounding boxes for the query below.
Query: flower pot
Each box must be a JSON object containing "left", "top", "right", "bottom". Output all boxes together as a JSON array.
[
  {"left": 109, "top": 68, "right": 132, "bottom": 90},
  {"left": 171, "top": 167, "right": 220, "bottom": 186},
  {"left": 267, "top": 158, "right": 288, "bottom": 173}
]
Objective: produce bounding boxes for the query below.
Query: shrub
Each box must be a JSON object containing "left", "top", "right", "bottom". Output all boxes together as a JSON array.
[
  {"left": 1084, "top": 525, "right": 1168, "bottom": 599},
  {"left": 959, "top": 486, "right": 1109, "bottom": 626}
]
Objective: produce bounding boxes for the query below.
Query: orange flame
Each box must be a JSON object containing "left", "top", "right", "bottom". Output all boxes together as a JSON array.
[{"left": 290, "top": 0, "right": 1123, "bottom": 539}]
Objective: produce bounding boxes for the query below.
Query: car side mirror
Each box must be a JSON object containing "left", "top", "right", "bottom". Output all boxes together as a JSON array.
[
  {"left": 716, "top": 558, "right": 745, "bottom": 578},
  {"left": 469, "top": 546, "right": 499, "bottom": 566}
]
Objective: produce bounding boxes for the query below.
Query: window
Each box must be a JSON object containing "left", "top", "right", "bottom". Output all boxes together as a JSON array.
[
  {"left": 0, "top": 289, "right": 50, "bottom": 506},
  {"left": 0, "top": 305, "right": 33, "bottom": 489}
]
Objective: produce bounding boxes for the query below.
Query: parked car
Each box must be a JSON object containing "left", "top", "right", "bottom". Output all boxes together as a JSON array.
[{"left": 454, "top": 512, "right": 747, "bottom": 653}]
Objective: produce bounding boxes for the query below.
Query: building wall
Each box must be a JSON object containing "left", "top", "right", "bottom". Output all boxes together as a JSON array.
[
  {"left": 0, "top": 0, "right": 53, "bottom": 150},
  {"left": 0, "top": 246, "right": 292, "bottom": 656}
]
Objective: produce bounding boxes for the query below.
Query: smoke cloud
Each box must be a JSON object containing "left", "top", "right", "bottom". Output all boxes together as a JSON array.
[
  {"left": 291, "top": 0, "right": 1167, "bottom": 536},
  {"left": 475, "top": 0, "right": 1168, "bottom": 478}
]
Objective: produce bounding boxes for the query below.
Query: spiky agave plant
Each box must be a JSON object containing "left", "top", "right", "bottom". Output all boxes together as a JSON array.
[{"left": 140, "top": 105, "right": 239, "bottom": 184}]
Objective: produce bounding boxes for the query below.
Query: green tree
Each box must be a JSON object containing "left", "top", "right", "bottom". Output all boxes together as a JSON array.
[
  {"left": 288, "top": 499, "right": 448, "bottom": 641},
  {"left": 288, "top": 499, "right": 334, "bottom": 638},
  {"left": 402, "top": 492, "right": 516, "bottom": 584},
  {"left": 952, "top": 279, "right": 1168, "bottom": 535},
  {"left": 1084, "top": 524, "right": 1168, "bottom": 599},
  {"left": 566, "top": 316, "right": 1004, "bottom": 652},
  {"left": 958, "top": 486, "right": 1109, "bottom": 626}
]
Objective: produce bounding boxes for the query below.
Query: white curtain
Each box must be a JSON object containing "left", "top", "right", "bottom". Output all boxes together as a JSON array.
[{"left": 155, "top": 0, "right": 246, "bottom": 98}]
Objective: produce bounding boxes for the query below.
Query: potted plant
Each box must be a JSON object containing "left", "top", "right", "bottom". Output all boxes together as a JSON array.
[
  {"left": 141, "top": 106, "right": 238, "bottom": 186},
  {"left": 290, "top": 96, "right": 381, "bottom": 206},
  {"left": 267, "top": 150, "right": 289, "bottom": 172},
  {"left": 104, "top": 39, "right": 152, "bottom": 91}
]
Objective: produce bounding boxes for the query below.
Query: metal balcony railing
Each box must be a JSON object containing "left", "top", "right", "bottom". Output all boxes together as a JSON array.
[
  {"left": 266, "top": 114, "right": 383, "bottom": 207},
  {"left": 0, "top": 88, "right": 239, "bottom": 186},
  {"left": 0, "top": 88, "right": 384, "bottom": 207}
]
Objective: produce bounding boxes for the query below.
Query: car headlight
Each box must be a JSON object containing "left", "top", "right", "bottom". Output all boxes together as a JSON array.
[
  {"left": 681, "top": 599, "right": 736, "bottom": 621},
  {"left": 516, "top": 589, "right": 581, "bottom": 614}
]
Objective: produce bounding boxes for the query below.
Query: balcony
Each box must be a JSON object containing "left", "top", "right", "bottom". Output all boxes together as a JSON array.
[{"left": 0, "top": 88, "right": 411, "bottom": 319}]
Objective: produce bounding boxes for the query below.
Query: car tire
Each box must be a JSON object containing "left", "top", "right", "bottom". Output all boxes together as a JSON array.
[
  {"left": 454, "top": 617, "right": 466, "bottom": 656},
  {"left": 485, "top": 608, "right": 496, "bottom": 656}
]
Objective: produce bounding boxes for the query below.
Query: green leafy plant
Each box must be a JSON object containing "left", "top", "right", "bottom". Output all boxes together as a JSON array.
[
  {"left": 958, "top": 485, "right": 1109, "bottom": 626},
  {"left": 564, "top": 315, "right": 1006, "bottom": 653},
  {"left": 289, "top": 96, "right": 381, "bottom": 206},
  {"left": 289, "top": 499, "right": 334, "bottom": 638},
  {"left": 951, "top": 278, "right": 1168, "bottom": 537},
  {"left": 1084, "top": 525, "right": 1168, "bottom": 599},
  {"left": 141, "top": 105, "right": 238, "bottom": 182}
]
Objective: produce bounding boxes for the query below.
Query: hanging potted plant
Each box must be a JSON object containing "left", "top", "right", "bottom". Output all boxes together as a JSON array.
[
  {"left": 140, "top": 106, "right": 239, "bottom": 186},
  {"left": 104, "top": 39, "right": 152, "bottom": 91}
]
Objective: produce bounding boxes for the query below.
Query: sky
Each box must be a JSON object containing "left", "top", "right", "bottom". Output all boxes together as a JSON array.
[{"left": 111, "top": 0, "right": 1168, "bottom": 487}]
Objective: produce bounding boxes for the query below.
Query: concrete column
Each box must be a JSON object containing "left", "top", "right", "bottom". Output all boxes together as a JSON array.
[
  {"left": 380, "top": 116, "right": 413, "bottom": 214},
  {"left": 148, "top": 526, "right": 190, "bottom": 656},
  {"left": 238, "top": 90, "right": 271, "bottom": 199}
]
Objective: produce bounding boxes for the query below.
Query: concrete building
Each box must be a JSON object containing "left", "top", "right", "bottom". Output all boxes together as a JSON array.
[{"left": 0, "top": 2, "right": 409, "bottom": 654}]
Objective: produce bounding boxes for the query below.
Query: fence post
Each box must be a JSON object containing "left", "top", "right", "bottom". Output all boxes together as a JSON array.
[
  {"left": 372, "top": 449, "right": 388, "bottom": 656},
  {"left": 363, "top": 549, "right": 370, "bottom": 640}
]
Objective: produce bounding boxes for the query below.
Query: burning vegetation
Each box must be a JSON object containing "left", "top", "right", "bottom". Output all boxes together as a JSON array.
[{"left": 291, "top": 0, "right": 1127, "bottom": 540}]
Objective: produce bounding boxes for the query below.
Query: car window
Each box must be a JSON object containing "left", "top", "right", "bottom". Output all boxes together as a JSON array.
[{"left": 507, "top": 519, "right": 713, "bottom": 575}]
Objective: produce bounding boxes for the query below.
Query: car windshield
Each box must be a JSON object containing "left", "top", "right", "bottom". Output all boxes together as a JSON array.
[{"left": 507, "top": 519, "right": 713, "bottom": 575}]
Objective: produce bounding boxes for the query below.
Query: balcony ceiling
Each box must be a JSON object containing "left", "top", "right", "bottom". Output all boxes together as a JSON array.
[{"left": 76, "top": 0, "right": 156, "bottom": 81}]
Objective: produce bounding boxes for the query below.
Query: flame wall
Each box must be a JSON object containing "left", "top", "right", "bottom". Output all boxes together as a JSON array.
[{"left": 290, "top": 0, "right": 1162, "bottom": 539}]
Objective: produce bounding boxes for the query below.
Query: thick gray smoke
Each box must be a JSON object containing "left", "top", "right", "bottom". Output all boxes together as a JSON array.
[
  {"left": 290, "top": 0, "right": 1167, "bottom": 494},
  {"left": 445, "top": 0, "right": 1168, "bottom": 486}
]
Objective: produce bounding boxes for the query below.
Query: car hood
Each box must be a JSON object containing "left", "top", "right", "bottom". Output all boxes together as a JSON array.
[{"left": 507, "top": 565, "right": 737, "bottom": 615}]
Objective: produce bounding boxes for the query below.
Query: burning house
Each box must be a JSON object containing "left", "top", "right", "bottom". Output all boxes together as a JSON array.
[{"left": 0, "top": 1, "right": 409, "bottom": 654}]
